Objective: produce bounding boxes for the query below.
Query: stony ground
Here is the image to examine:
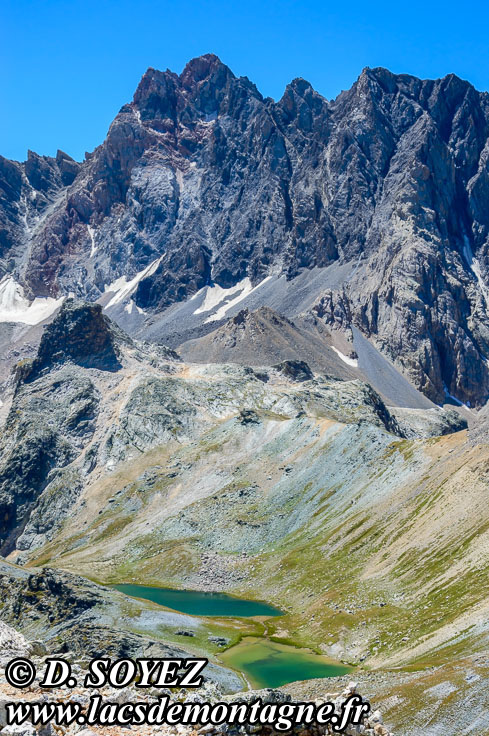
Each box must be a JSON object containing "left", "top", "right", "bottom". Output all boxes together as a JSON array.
[
  {"left": 282, "top": 655, "right": 489, "bottom": 735},
  {"left": 0, "top": 620, "right": 395, "bottom": 736}
]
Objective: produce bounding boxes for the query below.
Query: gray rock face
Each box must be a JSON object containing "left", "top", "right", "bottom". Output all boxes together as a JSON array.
[
  {"left": 0, "top": 301, "right": 125, "bottom": 554},
  {"left": 25, "top": 298, "right": 124, "bottom": 376},
  {"left": 0, "top": 365, "right": 99, "bottom": 554},
  {"left": 3, "top": 58, "right": 489, "bottom": 405},
  {"left": 0, "top": 562, "right": 242, "bottom": 691},
  {"left": 0, "top": 150, "right": 79, "bottom": 278}
]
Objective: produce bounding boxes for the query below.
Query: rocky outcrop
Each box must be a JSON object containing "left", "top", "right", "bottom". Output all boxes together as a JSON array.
[
  {"left": 0, "top": 301, "right": 126, "bottom": 554},
  {"left": 0, "top": 562, "right": 242, "bottom": 692},
  {"left": 390, "top": 405, "right": 467, "bottom": 438},
  {"left": 0, "top": 565, "right": 187, "bottom": 659},
  {"left": 214, "top": 681, "right": 393, "bottom": 736},
  {"left": 0, "top": 620, "right": 36, "bottom": 667},
  {"left": 17, "top": 299, "right": 123, "bottom": 380},
  {"left": 272, "top": 360, "right": 314, "bottom": 382}
]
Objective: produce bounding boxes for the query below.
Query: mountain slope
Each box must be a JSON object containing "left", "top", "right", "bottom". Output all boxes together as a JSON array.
[
  {"left": 177, "top": 306, "right": 448, "bottom": 410},
  {"left": 0, "top": 302, "right": 485, "bottom": 736},
  {"left": 0, "top": 304, "right": 473, "bottom": 674},
  {"left": 2, "top": 57, "right": 489, "bottom": 405}
]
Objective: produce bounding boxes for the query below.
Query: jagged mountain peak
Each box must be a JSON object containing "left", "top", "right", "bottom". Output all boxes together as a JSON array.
[
  {"left": 134, "top": 53, "right": 235, "bottom": 96},
  {"left": 180, "top": 53, "right": 233, "bottom": 83},
  {"left": 3, "top": 57, "right": 489, "bottom": 406},
  {"left": 132, "top": 54, "right": 259, "bottom": 124},
  {"left": 284, "top": 77, "right": 315, "bottom": 96}
]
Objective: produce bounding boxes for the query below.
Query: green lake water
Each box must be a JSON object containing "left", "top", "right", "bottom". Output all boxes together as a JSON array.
[
  {"left": 112, "top": 583, "right": 283, "bottom": 617},
  {"left": 220, "top": 637, "right": 351, "bottom": 689},
  {"left": 113, "top": 584, "right": 350, "bottom": 688}
]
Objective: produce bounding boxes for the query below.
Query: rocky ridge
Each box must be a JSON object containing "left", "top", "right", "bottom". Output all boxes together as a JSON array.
[
  {"left": 2, "top": 57, "right": 489, "bottom": 406},
  {"left": 0, "top": 303, "right": 465, "bottom": 563},
  {"left": 0, "top": 560, "right": 241, "bottom": 693}
]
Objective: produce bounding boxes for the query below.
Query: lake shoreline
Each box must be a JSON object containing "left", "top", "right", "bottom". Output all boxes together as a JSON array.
[{"left": 112, "top": 583, "right": 351, "bottom": 689}]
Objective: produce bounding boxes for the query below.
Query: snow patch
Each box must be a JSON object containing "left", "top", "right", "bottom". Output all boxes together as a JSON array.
[
  {"left": 105, "top": 258, "right": 162, "bottom": 308},
  {"left": 194, "top": 281, "right": 246, "bottom": 316},
  {"left": 207, "top": 278, "right": 254, "bottom": 322},
  {"left": 124, "top": 299, "right": 145, "bottom": 316},
  {"left": 463, "top": 235, "right": 489, "bottom": 306},
  {"left": 175, "top": 169, "right": 185, "bottom": 190},
  {"left": 193, "top": 276, "right": 273, "bottom": 323},
  {"left": 87, "top": 226, "right": 97, "bottom": 258},
  {"left": 0, "top": 276, "right": 64, "bottom": 325},
  {"left": 443, "top": 384, "right": 474, "bottom": 412},
  {"left": 331, "top": 346, "right": 358, "bottom": 367}
]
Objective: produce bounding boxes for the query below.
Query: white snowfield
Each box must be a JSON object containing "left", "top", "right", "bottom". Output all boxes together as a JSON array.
[
  {"left": 193, "top": 276, "right": 273, "bottom": 323},
  {"left": 87, "top": 225, "right": 97, "bottom": 258},
  {"left": 331, "top": 346, "right": 359, "bottom": 367},
  {"left": 104, "top": 257, "right": 162, "bottom": 308},
  {"left": 124, "top": 299, "right": 145, "bottom": 315},
  {"left": 0, "top": 276, "right": 64, "bottom": 325}
]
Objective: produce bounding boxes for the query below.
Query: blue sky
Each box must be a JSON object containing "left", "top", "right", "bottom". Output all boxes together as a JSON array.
[{"left": 2, "top": 0, "right": 489, "bottom": 162}]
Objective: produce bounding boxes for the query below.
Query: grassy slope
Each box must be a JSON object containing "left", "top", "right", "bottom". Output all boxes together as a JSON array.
[
  {"left": 17, "top": 360, "right": 489, "bottom": 733},
  {"left": 27, "top": 403, "right": 489, "bottom": 673}
]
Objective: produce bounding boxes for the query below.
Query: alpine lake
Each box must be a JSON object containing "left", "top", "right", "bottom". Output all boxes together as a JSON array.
[{"left": 113, "top": 583, "right": 351, "bottom": 689}]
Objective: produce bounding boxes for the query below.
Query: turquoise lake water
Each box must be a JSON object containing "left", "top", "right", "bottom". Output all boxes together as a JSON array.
[
  {"left": 221, "top": 637, "right": 351, "bottom": 689},
  {"left": 112, "top": 583, "right": 283, "bottom": 617},
  {"left": 113, "top": 584, "right": 351, "bottom": 688}
]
